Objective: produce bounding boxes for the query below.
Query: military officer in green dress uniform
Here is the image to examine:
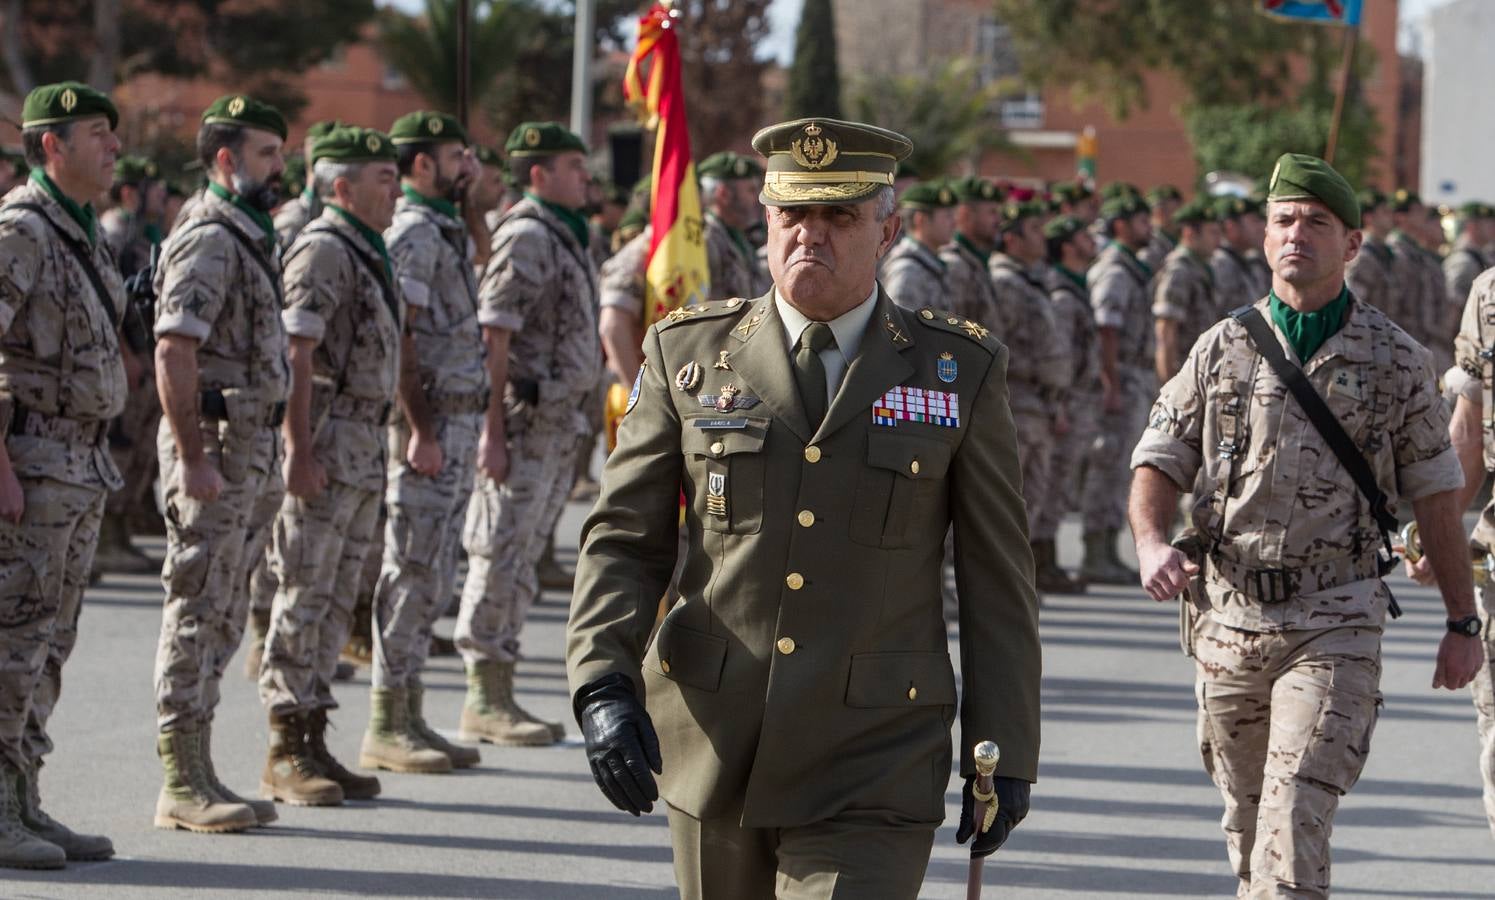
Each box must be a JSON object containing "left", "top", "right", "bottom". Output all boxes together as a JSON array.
[{"left": 566, "top": 117, "right": 1040, "bottom": 899}]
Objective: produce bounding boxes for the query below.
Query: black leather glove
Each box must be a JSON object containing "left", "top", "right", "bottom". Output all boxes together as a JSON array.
[
  {"left": 575, "top": 674, "right": 662, "bottom": 816},
  {"left": 955, "top": 775, "right": 1030, "bottom": 858}
]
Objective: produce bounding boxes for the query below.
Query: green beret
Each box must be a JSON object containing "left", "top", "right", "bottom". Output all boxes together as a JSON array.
[
  {"left": 949, "top": 175, "right": 1003, "bottom": 204},
  {"left": 1101, "top": 181, "right": 1142, "bottom": 201},
  {"left": 306, "top": 120, "right": 343, "bottom": 142},
  {"left": 697, "top": 151, "right": 764, "bottom": 181},
  {"left": 999, "top": 200, "right": 1045, "bottom": 233},
  {"left": 311, "top": 126, "right": 398, "bottom": 164},
  {"left": 1357, "top": 188, "right": 1388, "bottom": 212},
  {"left": 597, "top": 179, "right": 630, "bottom": 206},
  {"left": 22, "top": 81, "right": 117, "bottom": 130},
  {"left": 751, "top": 117, "right": 912, "bottom": 207},
  {"left": 1389, "top": 187, "right": 1422, "bottom": 213},
  {"left": 1147, "top": 184, "right": 1183, "bottom": 205},
  {"left": 899, "top": 179, "right": 958, "bottom": 210},
  {"left": 1173, "top": 198, "right": 1217, "bottom": 226},
  {"left": 617, "top": 207, "right": 649, "bottom": 238},
  {"left": 1100, "top": 194, "right": 1150, "bottom": 222},
  {"left": 201, "top": 94, "right": 288, "bottom": 140},
  {"left": 506, "top": 121, "right": 587, "bottom": 158},
  {"left": 1267, "top": 153, "right": 1360, "bottom": 228},
  {"left": 1213, "top": 195, "right": 1262, "bottom": 221},
  {"left": 1, "top": 149, "right": 28, "bottom": 178},
  {"left": 1050, "top": 181, "right": 1092, "bottom": 204},
  {"left": 113, "top": 155, "right": 160, "bottom": 186},
  {"left": 473, "top": 145, "right": 504, "bottom": 167},
  {"left": 389, "top": 110, "right": 469, "bottom": 146},
  {"left": 1458, "top": 201, "right": 1495, "bottom": 222},
  {"left": 1043, "top": 215, "right": 1086, "bottom": 242},
  {"left": 895, "top": 160, "right": 922, "bottom": 181}
]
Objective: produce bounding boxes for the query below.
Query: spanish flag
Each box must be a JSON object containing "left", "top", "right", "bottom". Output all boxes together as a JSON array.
[{"left": 624, "top": 3, "right": 709, "bottom": 327}]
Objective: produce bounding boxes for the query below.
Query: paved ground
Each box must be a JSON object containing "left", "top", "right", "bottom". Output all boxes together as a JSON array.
[{"left": 4, "top": 505, "right": 1494, "bottom": 899}]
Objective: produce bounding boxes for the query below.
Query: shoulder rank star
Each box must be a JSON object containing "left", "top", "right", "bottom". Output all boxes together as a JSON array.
[{"left": 674, "top": 361, "right": 703, "bottom": 393}]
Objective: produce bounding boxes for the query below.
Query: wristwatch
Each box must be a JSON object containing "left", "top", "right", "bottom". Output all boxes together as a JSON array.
[{"left": 1447, "top": 615, "right": 1483, "bottom": 638}]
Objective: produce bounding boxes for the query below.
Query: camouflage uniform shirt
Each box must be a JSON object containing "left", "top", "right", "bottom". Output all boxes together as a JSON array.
[
  {"left": 1388, "top": 229, "right": 1446, "bottom": 349},
  {"left": 273, "top": 192, "right": 321, "bottom": 255},
  {"left": 1211, "top": 246, "right": 1267, "bottom": 313},
  {"left": 1346, "top": 237, "right": 1396, "bottom": 315},
  {"left": 1134, "top": 294, "right": 1461, "bottom": 632},
  {"left": 1089, "top": 242, "right": 1155, "bottom": 375},
  {"left": 1138, "top": 229, "right": 1175, "bottom": 274},
  {"left": 1154, "top": 245, "right": 1221, "bottom": 359},
  {"left": 598, "top": 227, "right": 650, "bottom": 321},
  {"left": 705, "top": 213, "right": 765, "bottom": 302},
  {"left": 386, "top": 196, "right": 488, "bottom": 397},
  {"left": 940, "top": 237, "right": 999, "bottom": 329},
  {"left": 989, "top": 252, "right": 1070, "bottom": 414},
  {"left": 880, "top": 236, "right": 948, "bottom": 312}
]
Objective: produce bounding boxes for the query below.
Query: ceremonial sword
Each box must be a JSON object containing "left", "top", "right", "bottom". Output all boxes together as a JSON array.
[{"left": 966, "top": 740, "right": 1001, "bottom": 900}]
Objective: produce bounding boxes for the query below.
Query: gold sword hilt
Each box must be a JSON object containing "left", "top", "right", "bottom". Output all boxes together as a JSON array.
[{"left": 971, "top": 740, "right": 1001, "bottom": 834}]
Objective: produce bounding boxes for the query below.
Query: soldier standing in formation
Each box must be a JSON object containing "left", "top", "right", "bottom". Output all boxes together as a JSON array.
[
  {"left": 1036, "top": 215, "right": 1098, "bottom": 593},
  {"left": 699, "top": 151, "right": 769, "bottom": 301},
  {"left": 939, "top": 175, "right": 1002, "bottom": 327},
  {"left": 1444, "top": 202, "right": 1493, "bottom": 316},
  {"left": 1051, "top": 180, "right": 1096, "bottom": 224},
  {"left": 1152, "top": 198, "right": 1221, "bottom": 383},
  {"left": 1211, "top": 196, "right": 1270, "bottom": 312},
  {"left": 879, "top": 180, "right": 956, "bottom": 311},
  {"left": 271, "top": 120, "right": 342, "bottom": 254},
  {"left": 1131, "top": 153, "right": 1482, "bottom": 897},
  {"left": 1345, "top": 188, "right": 1397, "bottom": 314},
  {"left": 1139, "top": 184, "right": 1182, "bottom": 273},
  {"left": 1083, "top": 193, "right": 1153, "bottom": 585},
  {"left": 150, "top": 95, "right": 290, "bottom": 834},
  {"left": 453, "top": 122, "right": 599, "bottom": 747},
  {"left": 1388, "top": 190, "right": 1449, "bottom": 365},
  {"left": 567, "top": 116, "right": 1038, "bottom": 899},
  {"left": 0, "top": 80, "right": 129, "bottom": 869},
  {"left": 359, "top": 110, "right": 486, "bottom": 774},
  {"left": 258, "top": 126, "right": 401, "bottom": 806}
]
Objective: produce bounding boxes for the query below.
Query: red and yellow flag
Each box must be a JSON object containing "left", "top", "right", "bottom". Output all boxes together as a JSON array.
[{"left": 624, "top": 2, "right": 709, "bottom": 327}]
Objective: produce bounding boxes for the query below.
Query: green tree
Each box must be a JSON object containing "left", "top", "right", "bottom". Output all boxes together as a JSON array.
[
  {"left": 848, "top": 59, "right": 1008, "bottom": 178},
  {"left": 671, "top": 0, "right": 774, "bottom": 154},
  {"left": 784, "top": 0, "right": 841, "bottom": 119},
  {"left": 377, "top": 0, "right": 530, "bottom": 114}
]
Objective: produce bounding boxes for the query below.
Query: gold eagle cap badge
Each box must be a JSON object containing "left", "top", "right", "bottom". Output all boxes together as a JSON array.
[{"left": 790, "top": 122, "right": 838, "bottom": 171}]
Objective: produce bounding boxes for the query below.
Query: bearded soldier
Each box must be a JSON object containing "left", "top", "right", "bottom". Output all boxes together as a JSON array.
[
  {"left": 151, "top": 95, "right": 289, "bottom": 834},
  {"left": 939, "top": 175, "right": 1003, "bottom": 328}
]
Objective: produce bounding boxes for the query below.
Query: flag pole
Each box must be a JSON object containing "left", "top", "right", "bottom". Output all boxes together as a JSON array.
[
  {"left": 1324, "top": 20, "right": 1359, "bottom": 164},
  {"left": 570, "top": 0, "right": 596, "bottom": 139}
]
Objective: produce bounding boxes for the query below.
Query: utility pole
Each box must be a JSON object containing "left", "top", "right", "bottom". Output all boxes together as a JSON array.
[
  {"left": 457, "top": 0, "right": 471, "bottom": 129},
  {"left": 570, "top": 0, "right": 596, "bottom": 140}
]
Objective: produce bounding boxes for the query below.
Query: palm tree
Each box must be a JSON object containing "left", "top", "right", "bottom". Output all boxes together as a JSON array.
[{"left": 377, "top": 0, "right": 532, "bottom": 115}]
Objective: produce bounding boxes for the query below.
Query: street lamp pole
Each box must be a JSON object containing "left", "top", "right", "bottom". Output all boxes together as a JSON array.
[{"left": 570, "top": 0, "right": 596, "bottom": 141}]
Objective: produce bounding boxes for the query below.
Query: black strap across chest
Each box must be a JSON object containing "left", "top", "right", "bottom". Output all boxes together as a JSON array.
[
  {"left": 3, "top": 202, "right": 120, "bottom": 326},
  {"left": 291, "top": 224, "right": 401, "bottom": 328}
]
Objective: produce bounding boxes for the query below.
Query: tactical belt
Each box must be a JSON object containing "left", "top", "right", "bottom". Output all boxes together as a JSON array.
[
  {"left": 330, "top": 394, "right": 393, "bottom": 426},
  {"left": 1208, "top": 552, "right": 1383, "bottom": 605},
  {"left": 9, "top": 403, "right": 106, "bottom": 446},
  {"left": 199, "top": 390, "right": 286, "bottom": 429},
  {"left": 428, "top": 389, "right": 490, "bottom": 416}
]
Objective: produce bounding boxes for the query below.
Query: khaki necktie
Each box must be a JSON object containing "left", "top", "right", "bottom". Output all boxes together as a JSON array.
[{"left": 793, "top": 322, "right": 836, "bottom": 428}]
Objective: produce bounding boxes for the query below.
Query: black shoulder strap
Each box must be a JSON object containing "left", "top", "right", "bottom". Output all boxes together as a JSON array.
[
  {"left": 1231, "top": 304, "right": 1399, "bottom": 539},
  {"left": 499, "top": 206, "right": 595, "bottom": 284},
  {"left": 4, "top": 202, "right": 120, "bottom": 326},
  {"left": 294, "top": 224, "right": 401, "bottom": 329}
]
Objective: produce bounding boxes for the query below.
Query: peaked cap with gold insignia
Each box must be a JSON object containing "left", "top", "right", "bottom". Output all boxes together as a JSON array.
[{"left": 751, "top": 117, "right": 912, "bottom": 207}]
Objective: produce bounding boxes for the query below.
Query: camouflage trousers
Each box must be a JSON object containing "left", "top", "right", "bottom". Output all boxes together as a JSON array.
[
  {"left": 371, "top": 413, "right": 481, "bottom": 688},
  {"left": 455, "top": 418, "right": 583, "bottom": 664},
  {"left": 0, "top": 475, "right": 105, "bottom": 768},
  {"left": 1191, "top": 613, "right": 1382, "bottom": 899},
  {"left": 1033, "top": 395, "right": 1100, "bottom": 541},
  {"left": 259, "top": 479, "right": 381, "bottom": 713},
  {"left": 1083, "top": 370, "right": 1154, "bottom": 533},
  {"left": 1470, "top": 585, "right": 1495, "bottom": 841},
  {"left": 105, "top": 372, "right": 162, "bottom": 518},
  {"left": 1011, "top": 403, "right": 1056, "bottom": 537},
  {"left": 154, "top": 420, "right": 283, "bottom": 731}
]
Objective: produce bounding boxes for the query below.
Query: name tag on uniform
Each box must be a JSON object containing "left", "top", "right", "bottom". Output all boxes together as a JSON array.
[
  {"left": 872, "top": 386, "right": 960, "bottom": 428},
  {"left": 1329, "top": 370, "right": 1364, "bottom": 401},
  {"left": 692, "top": 418, "right": 750, "bottom": 429}
]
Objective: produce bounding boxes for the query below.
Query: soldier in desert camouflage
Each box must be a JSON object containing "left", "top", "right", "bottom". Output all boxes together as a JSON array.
[{"left": 879, "top": 180, "right": 955, "bottom": 312}]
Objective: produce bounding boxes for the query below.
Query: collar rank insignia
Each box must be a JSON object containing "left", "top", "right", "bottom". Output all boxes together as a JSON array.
[
  {"left": 937, "top": 352, "right": 957, "bottom": 383},
  {"left": 884, "top": 314, "right": 909, "bottom": 344},
  {"left": 872, "top": 385, "right": 960, "bottom": 428},
  {"left": 675, "top": 361, "right": 703, "bottom": 393}
]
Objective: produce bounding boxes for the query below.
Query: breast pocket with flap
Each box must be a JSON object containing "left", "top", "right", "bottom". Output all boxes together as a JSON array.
[
  {"left": 682, "top": 416, "right": 770, "bottom": 535},
  {"left": 849, "top": 431, "right": 952, "bottom": 549}
]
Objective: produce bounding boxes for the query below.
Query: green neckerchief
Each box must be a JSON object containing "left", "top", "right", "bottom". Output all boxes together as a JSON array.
[
  {"left": 1269, "top": 284, "right": 1350, "bottom": 363},
  {"left": 707, "top": 212, "right": 753, "bottom": 266},
  {"left": 328, "top": 204, "right": 392, "bottom": 279},
  {"left": 207, "top": 181, "right": 276, "bottom": 252},
  {"left": 143, "top": 222, "right": 164, "bottom": 246},
  {"left": 1115, "top": 240, "right": 1152, "bottom": 278},
  {"left": 29, "top": 169, "right": 97, "bottom": 247},
  {"left": 1056, "top": 264, "right": 1087, "bottom": 293},
  {"left": 954, "top": 232, "right": 991, "bottom": 266},
  {"left": 908, "top": 236, "right": 947, "bottom": 272},
  {"left": 301, "top": 186, "right": 316, "bottom": 204},
  {"left": 1186, "top": 248, "right": 1214, "bottom": 286},
  {"left": 401, "top": 183, "right": 460, "bottom": 220},
  {"left": 525, "top": 191, "right": 589, "bottom": 249}
]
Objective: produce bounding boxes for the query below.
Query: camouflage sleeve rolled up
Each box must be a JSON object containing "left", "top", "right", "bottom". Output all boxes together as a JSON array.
[
  {"left": 281, "top": 235, "right": 351, "bottom": 342},
  {"left": 1090, "top": 268, "right": 1132, "bottom": 331},
  {"left": 0, "top": 214, "right": 43, "bottom": 335},
  {"left": 598, "top": 231, "right": 648, "bottom": 320},
  {"left": 388, "top": 218, "right": 438, "bottom": 311},
  {"left": 1390, "top": 336, "right": 1463, "bottom": 500},
  {"left": 1455, "top": 269, "right": 1495, "bottom": 383},
  {"left": 478, "top": 219, "right": 551, "bottom": 332},
  {"left": 1130, "top": 333, "right": 1208, "bottom": 491},
  {"left": 154, "top": 223, "right": 231, "bottom": 341}
]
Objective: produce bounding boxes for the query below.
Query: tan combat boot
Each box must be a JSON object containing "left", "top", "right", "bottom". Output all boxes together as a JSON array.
[
  {"left": 1031, "top": 538, "right": 1085, "bottom": 595},
  {"left": 1080, "top": 531, "right": 1136, "bottom": 586},
  {"left": 536, "top": 538, "right": 574, "bottom": 591},
  {"left": 408, "top": 683, "right": 480, "bottom": 769},
  {"left": 305, "top": 709, "right": 382, "bottom": 798},
  {"left": 154, "top": 730, "right": 257, "bottom": 833},
  {"left": 359, "top": 688, "right": 452, "bottom": 774},
  {"left": 199, "top": 723, "right": 276, "bottom": 825},
  {"left": 91, "top": 514, "right": 157, "bottom": 577},
  {"left": 243, "top": 608, "right": 270, "bottom": 680},
  {"left": 0, "top": 760, "right": 64, "bottom": 869},
  {"left": 259, "top": 713, "right": 343, "bottom": 807},
  {"left": 458, "top": 660, "right": 556, "bottom": 746},
  {"left": 15, "top": 762, "right": 113, "bottom": 859}
]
